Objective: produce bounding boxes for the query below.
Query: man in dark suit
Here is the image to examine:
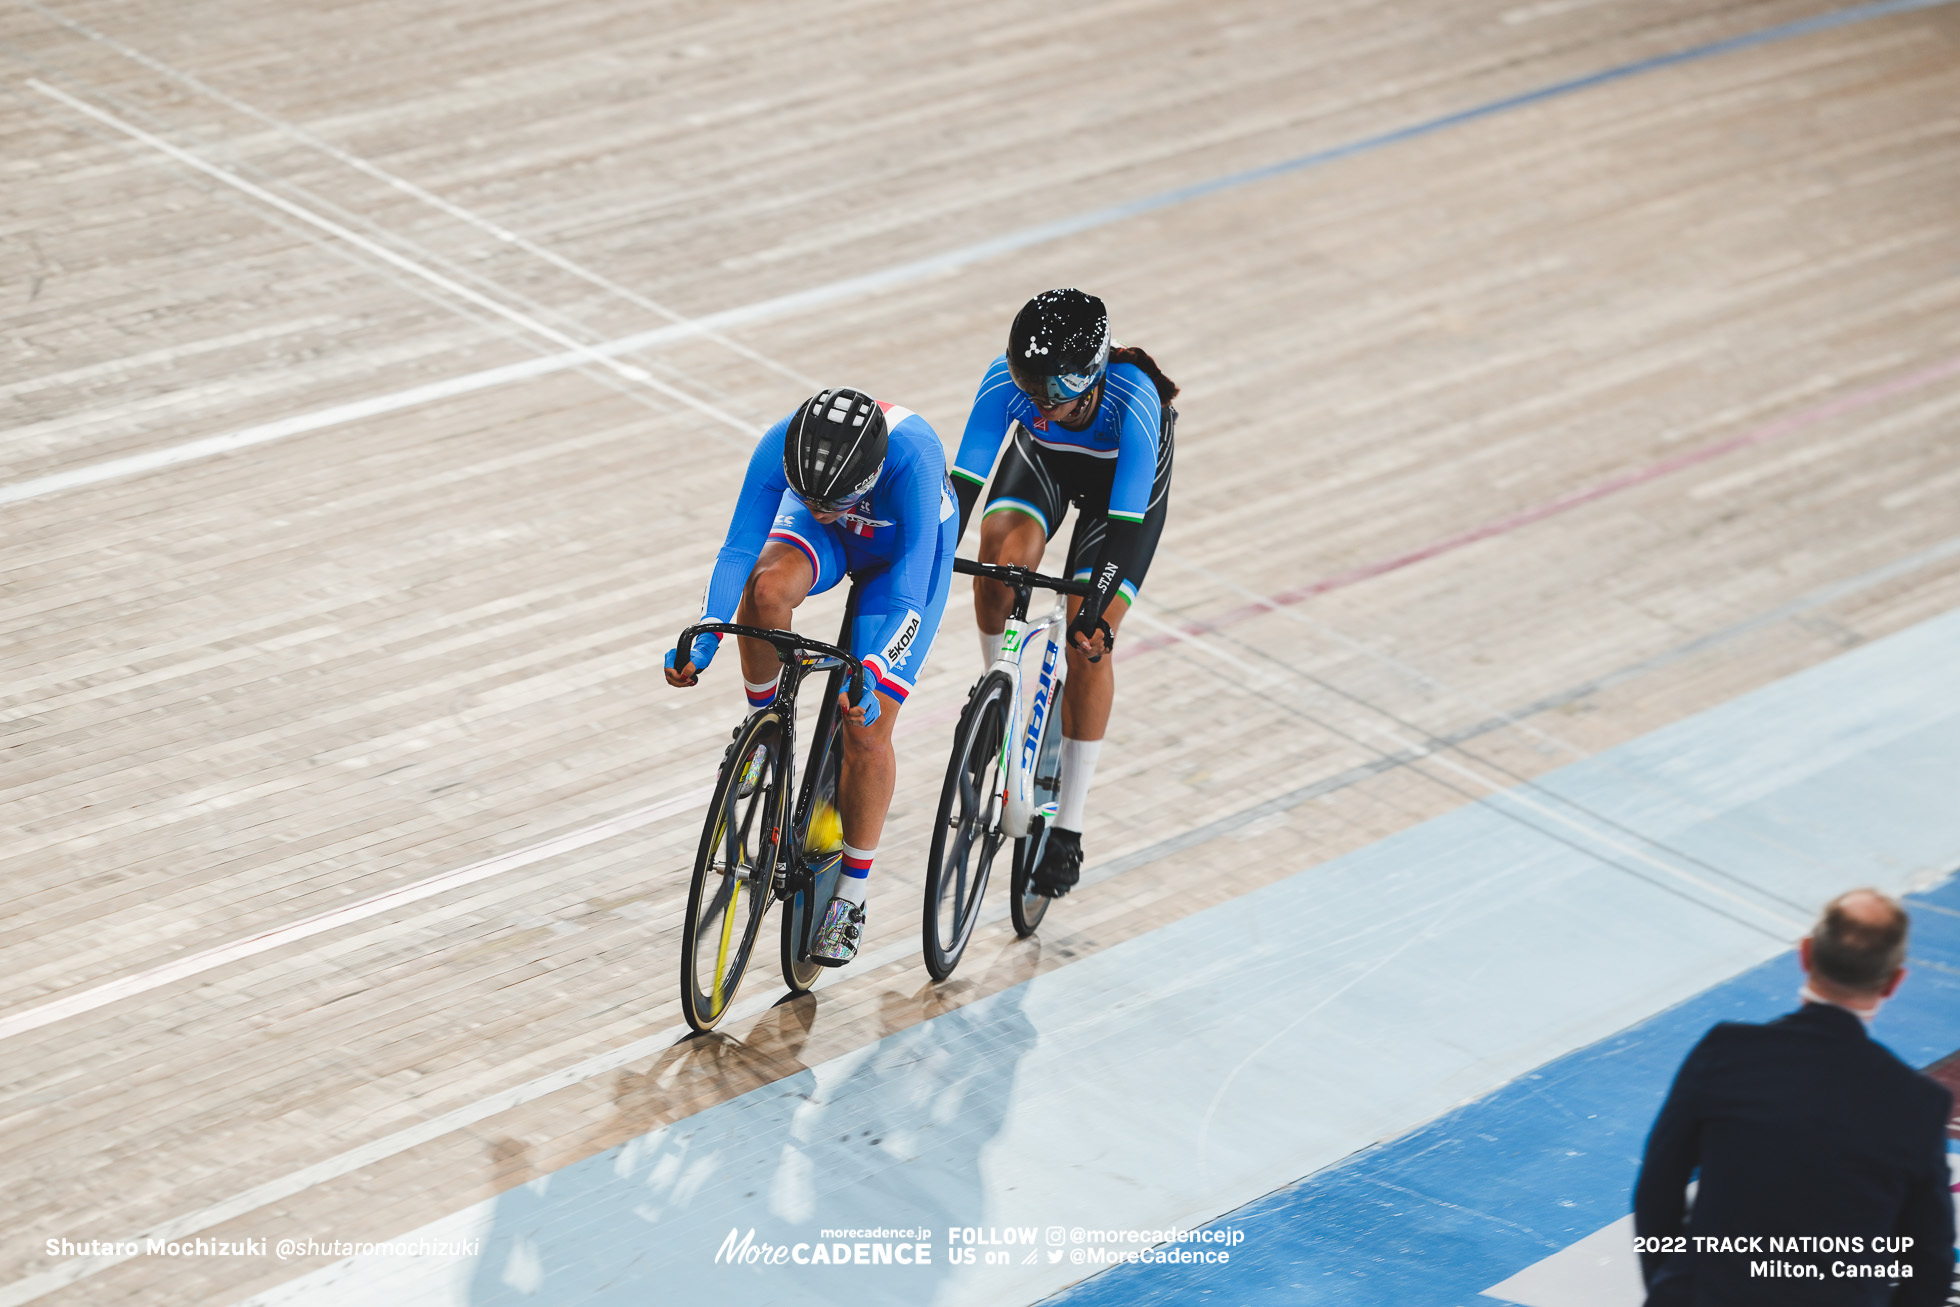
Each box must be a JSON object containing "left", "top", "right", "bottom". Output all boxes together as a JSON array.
[{"left": 1635, "top": 888, "right": 1955, "bottom": 1306}]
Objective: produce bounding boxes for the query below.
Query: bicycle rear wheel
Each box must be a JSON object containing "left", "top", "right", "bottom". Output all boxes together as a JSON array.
[
  {"left": 923, "top": 673, "right": 1012, "bottom": 980},
  {"left": 1009, "top": 674, "right": 1067, "bottom": 937},
  {"left": 782, "top": 668, "right": 846, "bottom": 994},
  {"left": 680, "top": 710, "right": 786, "bottom": 1033}
]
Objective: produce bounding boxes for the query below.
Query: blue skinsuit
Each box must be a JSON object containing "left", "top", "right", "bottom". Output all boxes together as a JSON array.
[
  {"left": 700, "top": 403, "right": 956, "bottom": 701},
  {"left": 951, "top": 356, "right": 1162, "bottom": 525}
]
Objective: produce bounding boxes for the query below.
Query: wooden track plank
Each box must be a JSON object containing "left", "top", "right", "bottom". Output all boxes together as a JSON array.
[{"left": 3, "top": 1, "right": 1959, "bottom": 1302}]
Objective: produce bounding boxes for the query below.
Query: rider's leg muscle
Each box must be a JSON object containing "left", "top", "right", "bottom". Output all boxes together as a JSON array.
[
  {"left": 734, "top": 541, "right": 814, "bottom": 686},
  {"left": 1059, "top": 591, "right": 1130, "bottom": 742},
  {"left": 974, "top": 509, "right": 1047, "bottom": 635},
  {"left": 837, "top": 688, "right": 900, "bottom": 854}
]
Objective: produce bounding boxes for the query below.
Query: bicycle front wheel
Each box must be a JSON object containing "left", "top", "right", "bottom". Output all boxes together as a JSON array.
[
  {"left": 680, "top": 710, "right": 786, "bottom": 1033},
  {"left": 923, "top": 673, "right": 1012, "bottom": 980}
]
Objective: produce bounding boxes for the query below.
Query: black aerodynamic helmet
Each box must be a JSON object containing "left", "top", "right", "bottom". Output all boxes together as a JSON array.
[
  {"left": 783, "top": 387, "right": 888, "bottom": 512},
  {"left": 1006, "top": 288, "right": 1109, "bottom": 406}
]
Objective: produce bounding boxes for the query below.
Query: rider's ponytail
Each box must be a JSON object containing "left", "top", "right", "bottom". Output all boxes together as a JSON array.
[{"left": 1108, "top": 345, "right": 1179, "bottom": 404}]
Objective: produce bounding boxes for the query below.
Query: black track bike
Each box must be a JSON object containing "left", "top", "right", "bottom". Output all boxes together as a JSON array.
[{"left": 673, "top": 614, "right": 864, "bottom": 1034}]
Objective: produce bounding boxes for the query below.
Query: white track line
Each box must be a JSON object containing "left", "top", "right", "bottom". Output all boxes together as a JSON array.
[
  {"left": 19, "top": 0, "right": 818, "bottom": 390},
  {"left": 1, "top": 1, "right": 1950, "bottom": 1288},
  {"left": 17, "top": 0, "right": 1960, "bottom": 511},
  {"left": 9, "top": 516, "right": 1955, "bottom": 1041},
  {"left": 0, "top": 95, "right": 1187, "bottom": 508},
  {"left": 0, "top": 787, "right": 708, "bottom": 1044},
  {"left": 0, "top": 919, "right": 931, "bottom": 1307},
  {"left": 0, "top": 353, "right": 581, "bottom": 507},
  {"left": 1128, "top": 604, "right": 1808, "bottom": 934},
  {"left": 0, "top": 1015, "right": 714, "bottom": 1307},
  {"left": 28, "top": 79, "right": 756, "bottom": 437},
  {"left": 1160, "top": 547, "right": 1593, "bottom": 764},
  {"left": 10, "top": 527, "right": 1959, "bottom": 1302}
]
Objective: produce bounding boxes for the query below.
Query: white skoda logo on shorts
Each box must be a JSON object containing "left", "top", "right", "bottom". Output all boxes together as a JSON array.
[{"left": 884, "top": 612, "right": 923, "bottom": 668}]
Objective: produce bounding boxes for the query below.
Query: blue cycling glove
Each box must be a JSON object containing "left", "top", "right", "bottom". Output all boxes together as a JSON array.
[
  {"left": 665, "top": 631, "right": 721, "bottom": 681},
  {"left": 849, "top": 671, "right": 881, "bottom": 727}
]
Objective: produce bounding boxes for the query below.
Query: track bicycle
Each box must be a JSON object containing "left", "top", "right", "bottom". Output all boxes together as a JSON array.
[
  {"left": 673, "top": 611, "right": 864, "bottom": 1034},
  {"left": 921, "top": 558, "right": 1093, "bottom": 981}
]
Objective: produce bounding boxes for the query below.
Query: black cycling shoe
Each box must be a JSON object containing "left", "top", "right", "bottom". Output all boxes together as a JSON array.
[{"left": 1031, "top": 828, "right": 1083, "bottom": 898}]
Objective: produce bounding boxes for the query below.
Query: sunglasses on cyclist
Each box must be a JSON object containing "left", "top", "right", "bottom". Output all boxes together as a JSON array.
[
  {"left": 1016, "top": 369, "right": 1101, "bottom": 409},
  {"left": 795, "top": 489, "right": 866, "bottom": 516}
]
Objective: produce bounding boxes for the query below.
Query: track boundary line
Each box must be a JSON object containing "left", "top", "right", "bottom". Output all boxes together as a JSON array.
[
  {"left": 5, "top": 527, "right": 1959, "bottom": 1306},
  {"left": 7, "top": 359, "right": 1957, "bottom": 1042},
  {"left": 0, "top": 788, "right": 709, "bottom": 1044},
  {"left": 1122, "top": 351, "right": 1960, "bottom": 658},
  {"left": 18, "top": 0, "right": 820, "bottom": 389},
  {"left": 6, "top": 0, "right": 1949, "bottom": 509},
  {"left": 1123, "top": 608, "right": 1807, "bottom": 934},
  {"left": 26, "top": 79, "right": 756, "bottom": 437}
]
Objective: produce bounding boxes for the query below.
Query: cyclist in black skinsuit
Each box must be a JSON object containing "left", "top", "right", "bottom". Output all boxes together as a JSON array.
[{"left": 947, "top": 289, "right": 1177, "bottom": 897}]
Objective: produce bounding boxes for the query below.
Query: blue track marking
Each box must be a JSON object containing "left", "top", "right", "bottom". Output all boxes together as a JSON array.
[
  {"left": 237, "top": 600, "right": 1960, "bottom": 1307},
  {"left": 1019, "top": 0, "right": 1960, "bottom": 238},
  {"left": 1048, "top": 879, "right": 1960, "bottom": 1307},
  {"left": 610, "top": 0, "right": 1960, "bottom": 342},
  {"left": 12, "top": 0, "right": 1949, "bottom": 514}
]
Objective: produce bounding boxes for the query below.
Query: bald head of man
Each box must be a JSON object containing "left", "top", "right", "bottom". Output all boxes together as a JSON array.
[{"left": 1799, "top": 888, "right": 1909, "bottom": 1012}]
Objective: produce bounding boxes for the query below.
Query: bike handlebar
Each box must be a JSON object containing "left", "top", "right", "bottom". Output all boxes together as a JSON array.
[
  {"left": 953, "top": 557, "right": 1093, "bottom": 597},
  {"left": 674, "top": 621, "right": 866, "bottom": 703}
]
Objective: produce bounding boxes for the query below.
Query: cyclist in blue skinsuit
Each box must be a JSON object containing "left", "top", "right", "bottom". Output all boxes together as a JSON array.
[
  {"left": 667, "top": 388, "right": 957, "bottom": 966},
  {"left": 949, "top": 290, "right": 1178, "bottom": 899}
]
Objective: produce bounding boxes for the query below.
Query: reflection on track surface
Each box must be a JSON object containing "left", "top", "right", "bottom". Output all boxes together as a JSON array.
[{"left": 244, "top": 586, "right": 1960, "bottom": 1307}]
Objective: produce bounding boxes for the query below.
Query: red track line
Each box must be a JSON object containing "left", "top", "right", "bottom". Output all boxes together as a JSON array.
[{"left": 1120, "top": 352, "right": 1960, "bottom": 660}]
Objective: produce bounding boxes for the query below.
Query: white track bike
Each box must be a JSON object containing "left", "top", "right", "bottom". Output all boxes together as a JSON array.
[{"left": 922, "top": 558, "right": 1094, "bottom": 980}]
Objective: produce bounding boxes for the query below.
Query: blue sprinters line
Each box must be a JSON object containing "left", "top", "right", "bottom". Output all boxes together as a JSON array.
[
  {"left": 1102, "top": 0, "right": 1958, "bottom": 225},
  {"left": 696, "top": 0, "right": 1956, "bottom": 336}
]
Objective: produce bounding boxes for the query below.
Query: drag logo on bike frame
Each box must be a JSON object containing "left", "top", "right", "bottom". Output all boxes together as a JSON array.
[{"left": 1021, "top": 636, "right": 1061, "bottom": 775}]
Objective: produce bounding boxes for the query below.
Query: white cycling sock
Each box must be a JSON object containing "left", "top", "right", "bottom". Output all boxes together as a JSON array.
[
  {"left": 1054, "top": 737, "right": 1102, "bottom": 834},
  {"left": 836, "top": 844, "right": 873, "bottom": 906},
  {"left": 978, "top": 628, "right": 1004, "bottom": 669},
  {"left": 744, "top": 672, "right": 781, "bottom": 709}
]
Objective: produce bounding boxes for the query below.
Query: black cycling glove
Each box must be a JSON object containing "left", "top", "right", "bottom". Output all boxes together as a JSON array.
[{"left": 1067, "top": 516, "right": 1141, "bottom": 658}]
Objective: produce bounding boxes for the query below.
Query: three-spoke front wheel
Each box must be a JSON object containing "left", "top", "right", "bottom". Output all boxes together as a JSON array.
[
  {"left": 923, "top": 673, "right": 1012, "bottom": 981},
  {"left": 680, "top": 710, "right": 785, "bottom": 1032}
]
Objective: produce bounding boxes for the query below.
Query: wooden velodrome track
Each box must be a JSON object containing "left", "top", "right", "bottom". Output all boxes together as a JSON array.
[{"left": 4, "top": 0, "right": 1959, "bottom": 1301}]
